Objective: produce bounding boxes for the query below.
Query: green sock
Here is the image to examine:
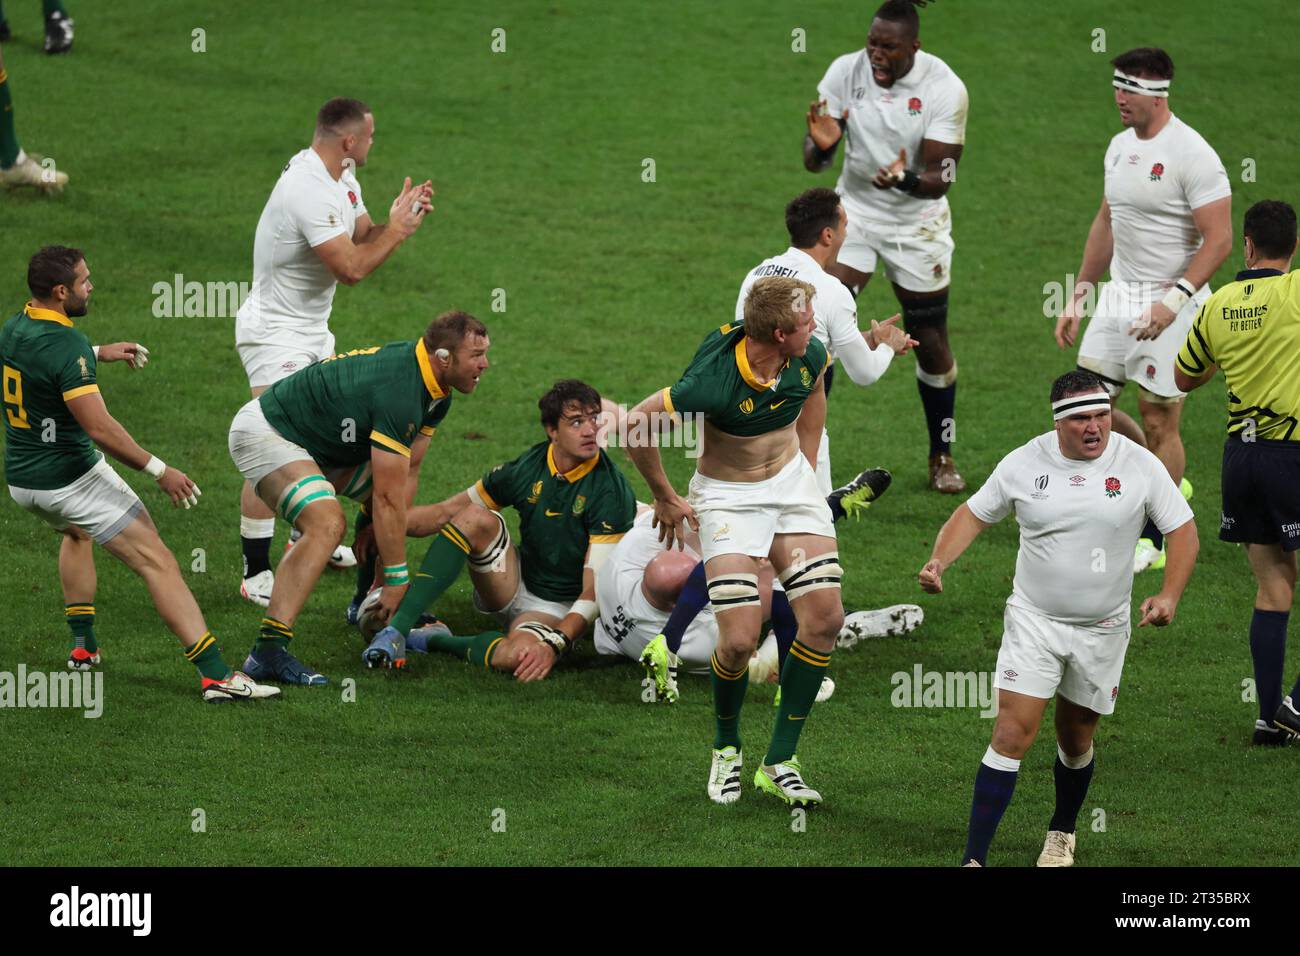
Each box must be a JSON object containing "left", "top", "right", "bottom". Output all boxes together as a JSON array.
[
  {"left": 424, "top": 629, "right": 505, "bottom": 667},
  {"left": 65, "top": 602, "right": 97, "bottom": 653},
  {"left": 255, "top": 616, "right": 293, "bottom": 653},
  {"left": 185, "top": 632, "right": 232, "bottom": 682},
  {"left": 710, "top": 652, "right": 749, "bottom": 751},
  {"left": 764, "top": 640, "right": 830, "bottom": 765},
  {"left": 389, "top": 523, "right": 471, "bottom": 635},
  {"left": 0, "top": 65, "right": 20, "bottom": 169},
  {"left": 42, "top": 0, "right": 67, "bottom": 17}
]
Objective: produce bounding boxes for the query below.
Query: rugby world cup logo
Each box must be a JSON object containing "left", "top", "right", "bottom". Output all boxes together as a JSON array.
[
  {"left": 1104, "top": 476, "right": 1122, "bottom": 498},
  {"left": 1149, "top": 162, "right": 1164, "bottom": 181}
]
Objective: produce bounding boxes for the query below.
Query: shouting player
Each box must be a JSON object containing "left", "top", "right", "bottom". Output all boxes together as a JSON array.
[
  {"left": 805, "top": 0, "right": 969, "bottom": 492},
  {"left": 625, "top": 276, "right": 843, "bottom": 807},
  {"left": 1053, "top": 47, "right": 1232, "bottom": 574},
  {"left": 3, "top": 247, "right": 276, "bottom": 702},
  {"left": 234, "top": 96, "right": 433, "bottom": 607},
  {"left": 920, "top": 370, "right": 1197, "bottom": 866}
]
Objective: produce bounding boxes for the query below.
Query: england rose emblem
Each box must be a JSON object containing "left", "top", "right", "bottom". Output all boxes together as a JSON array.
[
  {"left": 1105, "top": 476, "right": 1121, "bottom": 498},
  {"left": 908, "top": 97, "right": 922, "bottom": 115},
  {"left": 1149, "top": 163, "right": 1164, "bottom": 181},
  {"left": 347, "top": 190, "right": 358, "bottom": 208}
]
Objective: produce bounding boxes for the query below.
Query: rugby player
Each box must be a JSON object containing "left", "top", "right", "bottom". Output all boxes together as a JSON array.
[
  {"left": 227, "top": 310, "right": 488, "bottom": 686},
  {"left": 625, "top": 275, "right": 843, "bottom": 807},
  {"left": 1174, "top": 200, "right": 1300, "bottom": 745},
  {"left": 919, "top": 370, "right": 1197, "bottom": 866},
  {"left": 735, "top": 187, "right": 916, "bottom": 496},
  {"left": 0, "top": 42, "right": 69, "bottom": 190},
  {"left": 1053, "top": 47, "right": 1232, "bottom": 574},
  {"left": 362, "top": 379, "right": 637, "bottom": 679},
  {"left": 0, "top": 1, "right": 74, "bottom": 53},
  {"left": 804, "top": 0, "right": 969, "bottom": 492},
  {"left": 3, "top": 247, "right": 276, "bottom": 702},
  {"left": 234, "top": 96, "right": 433, "bottom": 607}
]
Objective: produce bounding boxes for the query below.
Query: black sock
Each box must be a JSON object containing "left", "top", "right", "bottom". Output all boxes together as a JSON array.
[
  {"left": 241, "top": 535, "right": 272, "bottom": 578},
  {"left": 1250, "top": 608, "right": 1288, "bottom": 722},
  {"left": 1048, "top": 749, "right": 1095, "bottom": 834},
  {"left": 352, "top": 510, "right": 376, "bottom": 604},
  {"left": 1140, "top": 519, "right": 1164, "bottom": 551},
  {"left": 917, "top": 377, "right": 956, "bottom": 456},
  {"left": 770, "top": 590, "right": 797, "bottom": 670},
  {"left": 963, "top": 751, "right": 1019, "bottom": 866},
  {"left": 663, "top": 561, "right": 708, "bottom": 655}
]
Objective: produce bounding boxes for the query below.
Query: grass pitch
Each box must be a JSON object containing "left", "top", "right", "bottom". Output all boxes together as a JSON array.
[{"left": 1, "top": 0, "right": 1297, "bottom": 866}]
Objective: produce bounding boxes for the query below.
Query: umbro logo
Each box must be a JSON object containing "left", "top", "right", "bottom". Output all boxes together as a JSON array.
[
  {"left": 1069, "top": 475, "right": 1086, "bottom": 485},
  {"left": 1003, "top": 669, "right": 1018, "bottom": 680}
]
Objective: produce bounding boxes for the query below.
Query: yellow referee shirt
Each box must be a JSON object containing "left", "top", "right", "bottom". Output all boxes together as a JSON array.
[{"left": 1176, "top": 268, "right": 1300, "bottom": 441}]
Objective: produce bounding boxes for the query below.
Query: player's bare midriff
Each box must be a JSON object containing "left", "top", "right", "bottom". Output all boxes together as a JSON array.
[{"left": 696, "top": 419, "right": 799, "bottom": 482}]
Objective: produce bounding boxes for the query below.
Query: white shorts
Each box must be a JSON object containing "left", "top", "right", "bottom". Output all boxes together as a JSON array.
[
  {"left": 837, "top": 203, "right": 953, "bottom": 293},
  {"left": 1077, "top": 280, "right": 1209, "bottom": 401},
  {"left": 236, "top": 335, "right": 331, "bottom": 390},
  {"left": 228, "top": 398, "right": 314, "bottom": 490},
  {"left": 994, "top": 602, "right": 1130, "bottom": 716},
  {"left": 474, "top": 576, "right": 571, "bottom": 629},
  {"left": 688, "top": 453, "right": 836, "bottom": 564},
  {"left": 9, "top": 457, "right": 144, "bottom": 545}
]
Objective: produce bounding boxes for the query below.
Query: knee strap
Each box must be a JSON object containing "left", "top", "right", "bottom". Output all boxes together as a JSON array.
[
  {"left": 468, "top": 510, "right": 511, "bottom": 573},
  {"left": 276, "top": 474, "right": 336, "bottom": 525},
  {"left": 779, "top": 553, "right": 843, "bottom": 600},
  {"left": 707, "top": 572, "right": 761, "bottom": 611}
]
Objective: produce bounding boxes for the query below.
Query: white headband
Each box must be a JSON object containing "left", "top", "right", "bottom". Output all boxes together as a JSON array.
[
  {"left": 1052, "top": 390, "right": 1111, "bottom": 421},
  {"left": 1112, "top": 70, "right": 1170, "bottom": 98}
]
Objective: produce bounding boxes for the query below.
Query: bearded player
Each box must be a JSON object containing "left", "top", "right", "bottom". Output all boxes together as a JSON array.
[
  {"left": 1053, "top": 48, "right": 1232, "bottom": 574},
  {"left": 626, "top": 276, "right": 842, "bottom": 807},
  {"left": 805, "top": 0, "right": 969, "bottom": 492}
]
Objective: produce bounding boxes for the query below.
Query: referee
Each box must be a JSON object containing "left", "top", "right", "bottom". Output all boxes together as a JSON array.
[{"left": 1175, "top": 199, "right": 1300, "bottom": 745}]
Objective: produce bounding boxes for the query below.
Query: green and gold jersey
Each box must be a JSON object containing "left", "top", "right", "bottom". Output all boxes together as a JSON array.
[
  {"left": 662, "top": 322, "right": 828, "bottom": 436},
  {"left": 260, "top": 339, "right": 452, "bottom": 469},
  {"left": 1, "top": 304, "right": 102, "bottom": 490},
  {"left": 1176, "top": 268, "right": 1300, "bottom": 441},
  {"left": 475, "top": 441, "right": 636, "bottom": 603}
]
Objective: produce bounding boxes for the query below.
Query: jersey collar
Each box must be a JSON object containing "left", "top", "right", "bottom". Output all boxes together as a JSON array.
[
  {"left": 547, "top": 443, "right": 598, "bottom": 483},
  {"left": 24, "top": 302, "right": 73, "bottom": 327},
  {"left": 735, "top": 337, "right": 782, "bottom": 391},
  {"left": 415, "top": 340, "right": 447, "bottom": 401},
  {"left": 1236, "top": 268, "right": 1285, "bottom": 280}
]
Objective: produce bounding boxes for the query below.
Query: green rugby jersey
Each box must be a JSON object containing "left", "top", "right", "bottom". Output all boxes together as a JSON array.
[
  {"left": 662, "top": 322, "right": 828, "bottom": 436},
  {"left": 1, "top": 303, "right": 102, "bottom": 490},
  {"left": 475, "top": 441, "right": 636, "bottom": 602},
  {"left": 260, "top": 339, "right": 452, "bottom": 468},
  {"left": 1176, "top": 268, "right": 1300, "bottom": 441}
]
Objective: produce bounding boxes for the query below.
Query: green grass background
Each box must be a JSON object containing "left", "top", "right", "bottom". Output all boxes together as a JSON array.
[{"left": 1, "top": 0, "right": 1297, "bottom": 865}]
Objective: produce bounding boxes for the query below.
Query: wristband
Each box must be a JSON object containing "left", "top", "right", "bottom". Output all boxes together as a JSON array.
[
  {"left": 1160, "top": 283, "right": 1192, "bottom": 316},
  {"left": 517, "top": 620, "right": 571, "bottom": 657},
  {"left": 892, "top": 169, "right": 921, "bottom": 194},
  {"left": 569, "top": 598, "right": 598, "bottom": 625},
  {"left": 143, "top": 455, "right": 166, "bottom": 479},
  {"left": 92, "top": 345, "right": 100, "bottom": 359},
  {"left": 383, "top": 563, "right": 410, "bottom": 586}
]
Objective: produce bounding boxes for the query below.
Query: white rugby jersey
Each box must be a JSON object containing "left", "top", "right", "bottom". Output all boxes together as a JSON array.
[
  {"left": 735, "top": 246, "right": 892, "bottom": 384},
  {"left": 817, "top": 49, "right": 967, "bottom": 225},
  {"left": 235, "top": 148, "right": 368, "bottom": 356},
  {"left": 1104, "top": 115, "right": 1231, "bottom": 285},
  {"left": 595, "top": 510, "right": 717, "bottom": 669},
  {"left": 966, "top": 432, "right": 1193, "bottom": 626}
]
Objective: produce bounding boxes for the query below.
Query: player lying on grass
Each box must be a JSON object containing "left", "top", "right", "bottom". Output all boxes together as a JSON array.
[
  {"left": 360, "top": 379, "right": 636, "bottom": 678},
  {"left": 226, "top": 310, "right": 489, "bottom": 686},
  {"left": 2, "top": 247, "right": 276, "bottom": 702},
  {"left": 625, "top": 275, "right": 844, "bottom": 808},
  {"left": 919, "top": 370, "right": 1198, "bottom": 867}
]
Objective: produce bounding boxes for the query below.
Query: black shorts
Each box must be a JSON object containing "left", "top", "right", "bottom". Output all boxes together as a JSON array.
[{"left": 1220, "top": 437, "right": 1300, "bottom": 550}]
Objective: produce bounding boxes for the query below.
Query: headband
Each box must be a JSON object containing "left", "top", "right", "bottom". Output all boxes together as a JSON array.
[
  {"left": 1112, "top": 70, "right": 1170, "bottom": 98},
  {"left": 1052, "top": 390, "right": 1111, "bottom": 421}
]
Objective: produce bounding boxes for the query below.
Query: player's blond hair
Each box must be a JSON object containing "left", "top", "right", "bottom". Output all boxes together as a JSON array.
[{"left": 743, "top": 276, "right": 816, "bottom": 343}]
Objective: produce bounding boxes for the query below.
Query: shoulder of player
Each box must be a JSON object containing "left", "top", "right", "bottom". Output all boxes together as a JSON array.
[
  {"left": 1167, "top": 116, "right": 1226, "bottom": 164},
  {"left": 821, "top": 49, "right": 864, "bottom": 80},
  {"left": 802, "top": 336, "right": 830, "bottom": 372},
  {"left": 915, "top": 50, "right": 965, "bottom": 89}
]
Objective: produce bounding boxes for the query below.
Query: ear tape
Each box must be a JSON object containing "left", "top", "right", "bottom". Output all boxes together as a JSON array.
[{"left": 435, "top": 348, "right": 450, "bottom": 362}]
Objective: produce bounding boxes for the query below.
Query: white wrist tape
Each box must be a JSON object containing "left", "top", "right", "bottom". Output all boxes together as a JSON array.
[
  {"left": 569, "top": 599, "right": 598, "bottom": 624},
  {"left": 143, "top": 456, "right": 166, "bottom": 479},
  {"left": 1160, "top": 284, "right": 1192, "bottom": 315},
  {"left": 92, "top": 345, "right": 101, "bottom": 359}
]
